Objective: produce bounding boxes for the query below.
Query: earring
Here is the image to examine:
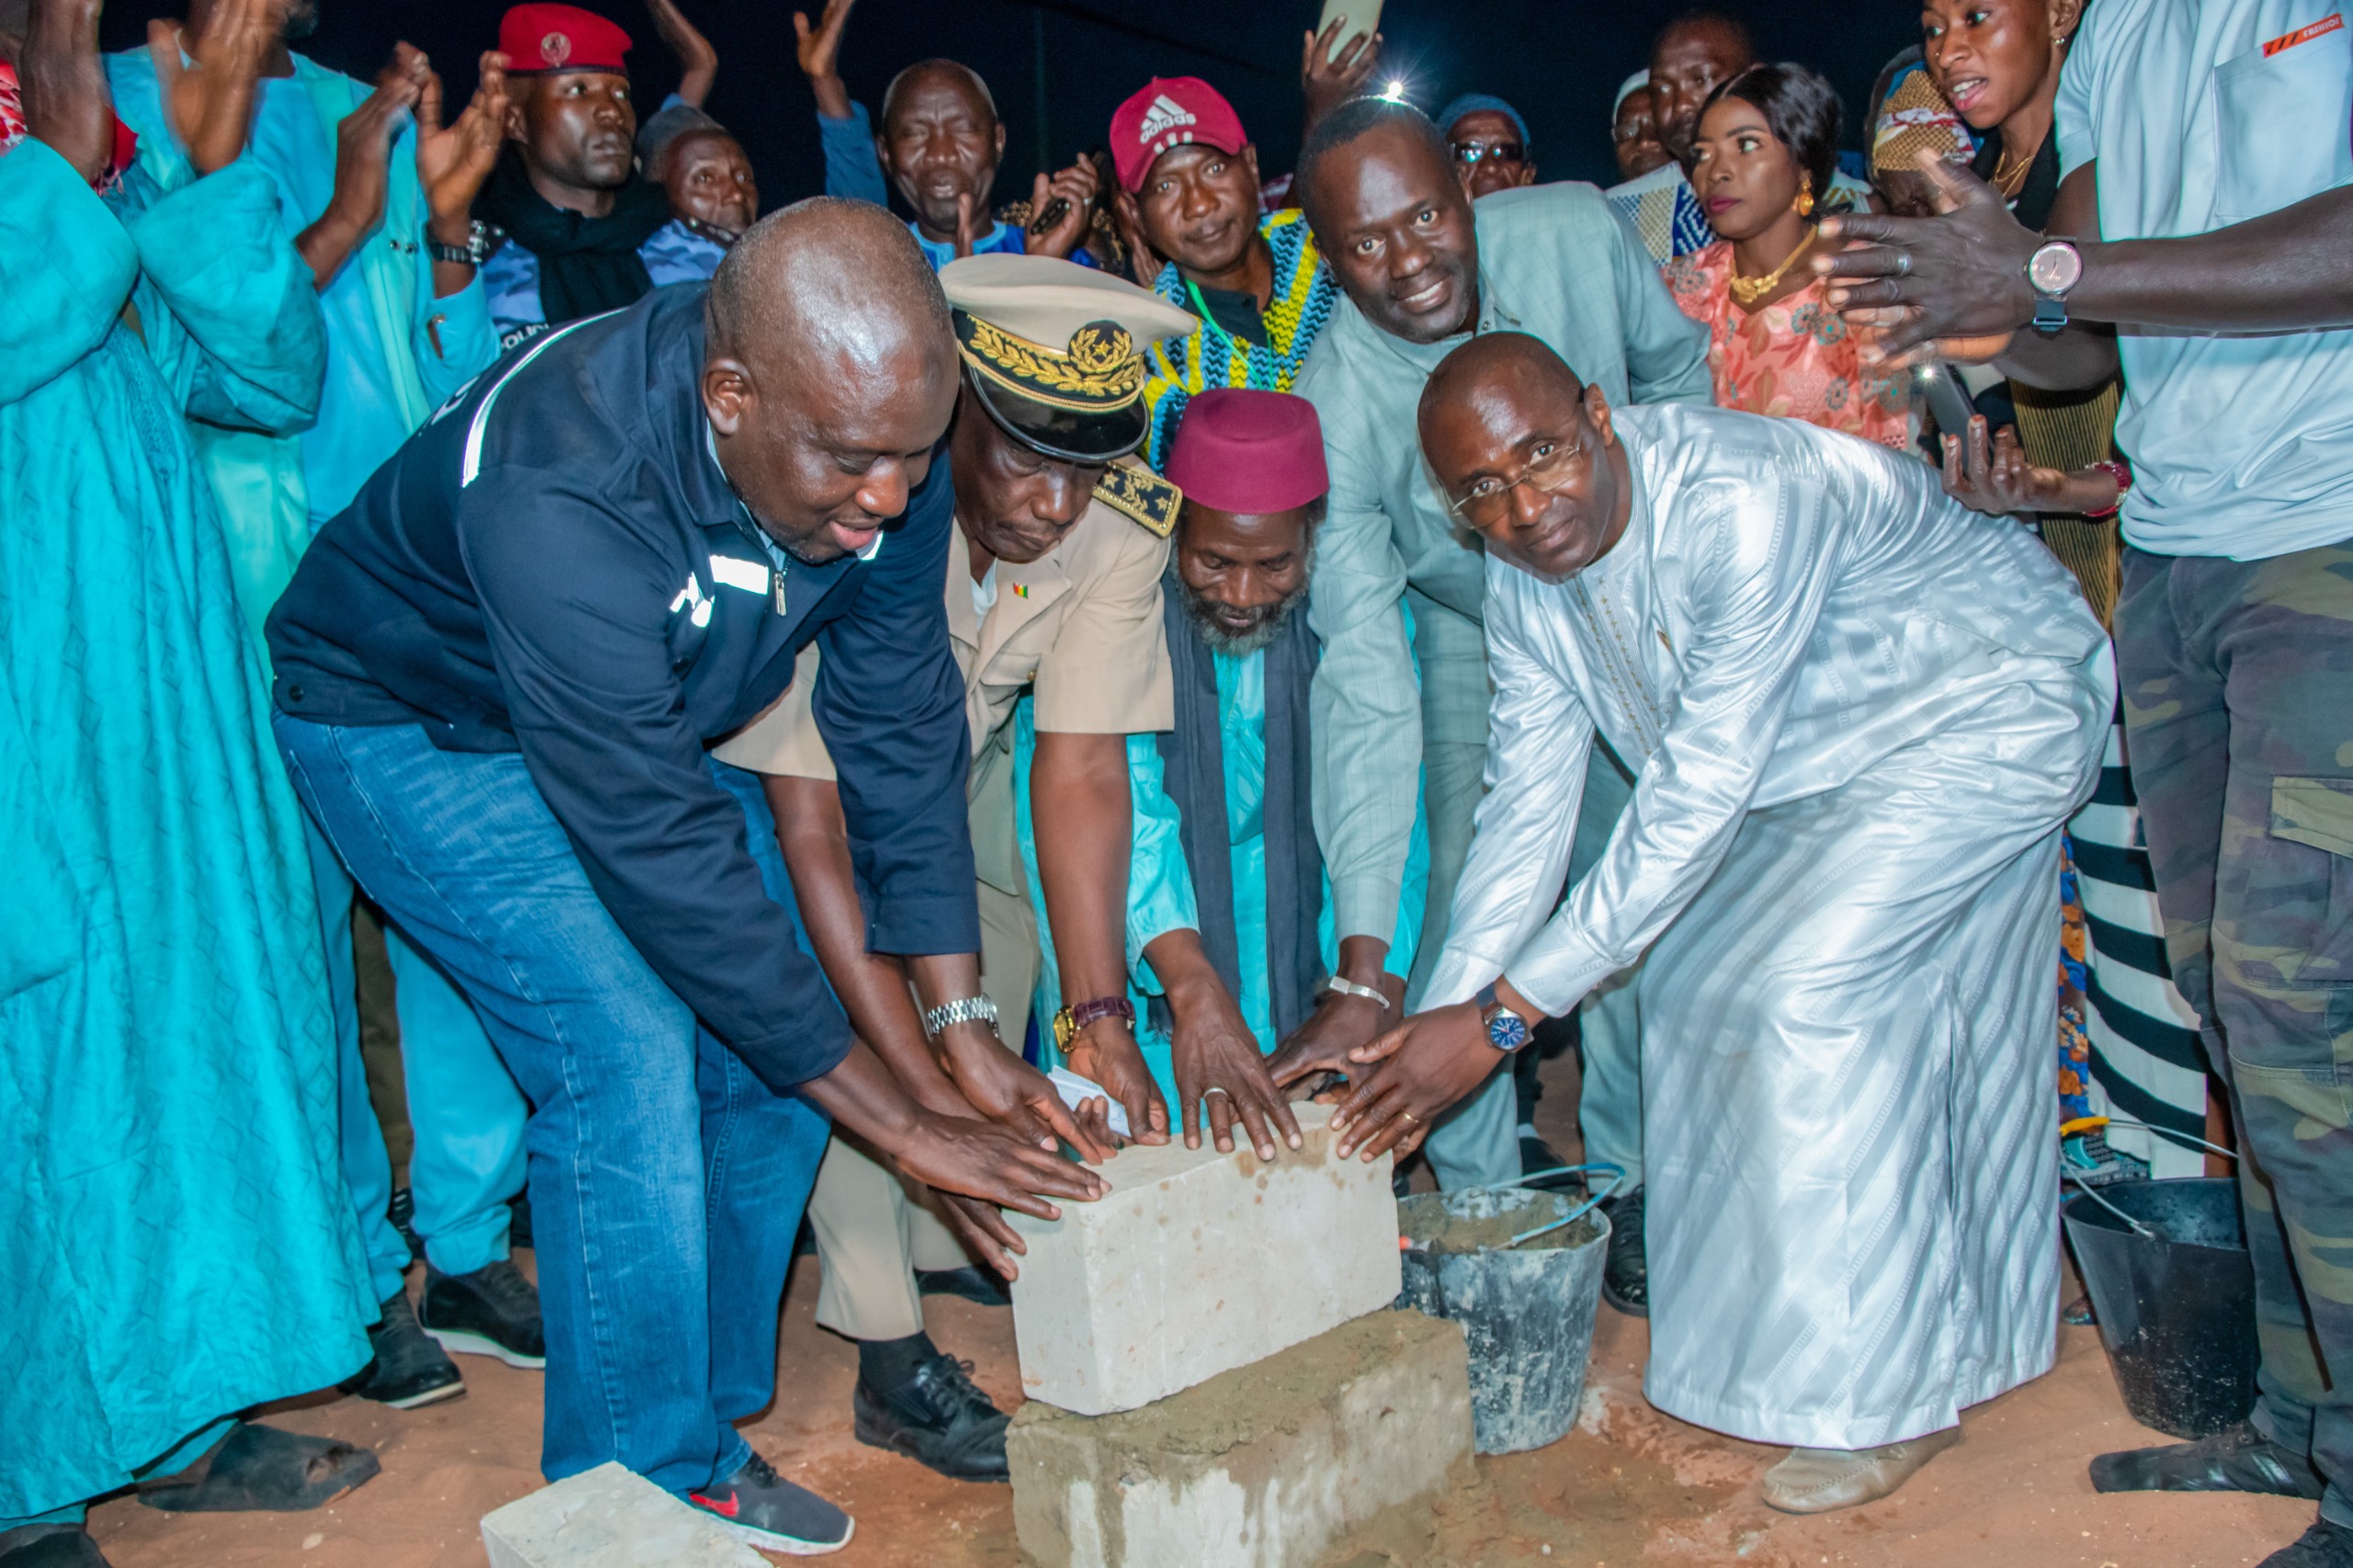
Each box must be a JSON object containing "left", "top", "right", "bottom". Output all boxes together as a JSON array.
[{"left": 1795, "top": 176, "right": 1814, "bottom": 218}]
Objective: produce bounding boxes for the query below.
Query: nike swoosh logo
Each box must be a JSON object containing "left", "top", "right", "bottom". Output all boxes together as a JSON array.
[{"left": 691, "top": 1491, "right": 740, "bottom": 1518}]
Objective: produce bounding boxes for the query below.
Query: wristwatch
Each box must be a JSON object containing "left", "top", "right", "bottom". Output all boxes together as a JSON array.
[
  {"left": 2026, "top": 238, "right": 2083, "bottom": 335},
  {"left": 1052, "top": 994, "right": 1135, "bottom": 1051},
  {"left": 1473, "top": 981, "right": 1533, "bottom": 1054},
  {"left": 921, "top": 994, "right": 999, "bottom": 1040},
  {"left": 427, "top": 219, "right": 498, "bottom": 268},
  {"left": 1323, "top": 974, "right": 1390, "bottom": 1010}
]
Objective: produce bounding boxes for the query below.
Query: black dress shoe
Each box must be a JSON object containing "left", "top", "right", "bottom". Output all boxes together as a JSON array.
[
  {"left": 0, "top": 1526, "right": 110, "bottom": 1567},
  {"left": 2090, "top": 1422, "right": 2322, "bottom": 1497},
  {"left": 853, "top": 1355, "right": 1010, "bottom": 1483},
  {"left": 421, "top": 1259, "right": 545, "bottom": 1368},
  {"left": 346, "top": 1290, "right": 464, "bottom": 1408},
  {"left": 916, "top": 1266, "right": 1011, "bottom": 1308},
  {"left": 1598, "top": 1185, "right": 1648, "bottom": 1316},
  {"left": 2263, "top": 1521, "right": 2353, "bottom": 1567},
  {"left": 1518, "top": 1131, "right": 1581, "bottom": 1190}
]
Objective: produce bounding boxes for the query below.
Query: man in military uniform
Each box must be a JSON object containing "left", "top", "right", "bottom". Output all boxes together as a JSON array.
[{"left": 716, "top": 255, "right": 1301, "bottom": 1482}]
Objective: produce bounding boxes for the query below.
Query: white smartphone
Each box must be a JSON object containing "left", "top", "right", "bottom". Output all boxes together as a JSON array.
[{"left": 1316, "top": 0, "right": 1383, "bottom": 56}]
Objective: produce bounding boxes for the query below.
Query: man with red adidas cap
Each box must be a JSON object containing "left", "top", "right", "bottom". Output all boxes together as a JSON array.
[
  {"left": 1106, "top": 387, "right": 1430, "bottom": 1112},
  {"left": 476, "top": 3, "right": 722, "bottom": 348},
  {"left": 1110, "top": 76, "right": 1342, "bottom": 472}
]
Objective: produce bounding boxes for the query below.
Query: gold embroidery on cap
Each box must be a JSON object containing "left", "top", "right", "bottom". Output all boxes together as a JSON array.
[{"left": 957, "top": 316, "right": 1145, "bottom": 413}]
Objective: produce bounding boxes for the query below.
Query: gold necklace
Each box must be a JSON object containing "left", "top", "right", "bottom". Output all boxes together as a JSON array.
[
  {"left": 1727, "top": 225, "right": 1817, "bottom": 307},
  {"left": 1992, "top": 142, "right": 2037, "bottom": 197}
]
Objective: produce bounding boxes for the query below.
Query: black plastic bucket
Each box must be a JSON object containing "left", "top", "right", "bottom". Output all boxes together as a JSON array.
[
  {"left": 2063, "top": 1176, "right": 2259, "bottom": 1438},
  {"left": 1394, "top": 1186, "right": 1608, "bottom": 1454}
]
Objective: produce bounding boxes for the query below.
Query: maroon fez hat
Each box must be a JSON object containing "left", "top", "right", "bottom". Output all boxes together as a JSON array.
[{"left": 1165, "top": 389, "right": 1328, "bottom": 516}]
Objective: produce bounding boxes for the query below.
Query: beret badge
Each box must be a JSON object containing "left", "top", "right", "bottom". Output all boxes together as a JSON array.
[{"left": 954, "top": 313, "right": 1145, "bottom": 414}]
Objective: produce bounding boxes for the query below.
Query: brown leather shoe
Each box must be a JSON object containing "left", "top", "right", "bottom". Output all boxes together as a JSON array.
[{"left": 1760, "top": 1426, "right": 1961, "bottom": 1514}]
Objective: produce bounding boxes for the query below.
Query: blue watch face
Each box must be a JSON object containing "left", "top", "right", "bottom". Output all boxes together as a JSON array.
[{"left": 1486, "top": 1011, "right": 1530, "bottom": 1052}]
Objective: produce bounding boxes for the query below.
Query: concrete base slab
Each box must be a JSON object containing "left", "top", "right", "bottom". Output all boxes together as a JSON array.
[
  {"left": 1007, "top": 1309, "right": 1474, "bottom": 1568},
  {"left": 1008, "top": 1101, "right": 1400, "bottom": 1415},
  {"left": 479, "top": 1462, "right": 772, "bottom": 1568}
]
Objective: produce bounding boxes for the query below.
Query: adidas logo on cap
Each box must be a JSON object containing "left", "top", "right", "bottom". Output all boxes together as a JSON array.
[{"left": 1137, "top": 94, "right": 1197, "bottom": 142}]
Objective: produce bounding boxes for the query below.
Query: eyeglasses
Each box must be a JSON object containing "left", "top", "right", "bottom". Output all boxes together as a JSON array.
[
  {"left": 1451, "top": 140, "right": 1527, "bottom": 166},
  {"left": 1444, "top": 437, "right": 1590, "bottom": 527}
]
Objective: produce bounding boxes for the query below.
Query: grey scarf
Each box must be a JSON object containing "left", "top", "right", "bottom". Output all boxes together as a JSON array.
[{"left": 1152, "top": 574, "right": 1324, "bottom": 1039}]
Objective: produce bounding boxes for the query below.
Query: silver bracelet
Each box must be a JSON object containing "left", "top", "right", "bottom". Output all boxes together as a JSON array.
[
  {"left": 1323, "top": 974, "right": 1389, "bottom": 1010},
  {"left": 922, "top": 994, "right": 1000, "bottom": 1039}
]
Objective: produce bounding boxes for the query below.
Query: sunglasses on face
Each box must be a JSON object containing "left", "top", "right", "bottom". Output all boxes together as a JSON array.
[{"left": 1451, "top": 140, "right": 1527, "bottom": 166}]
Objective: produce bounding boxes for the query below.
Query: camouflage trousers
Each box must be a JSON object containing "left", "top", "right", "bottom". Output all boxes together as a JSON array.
[{"left": 2119, "top": 542, "right": 2353, "bottom": 1527}]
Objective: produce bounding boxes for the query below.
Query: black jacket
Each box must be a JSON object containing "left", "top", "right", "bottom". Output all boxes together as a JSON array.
[{"left": 267, "top": 285, "right": 975, "bottom": 1091}]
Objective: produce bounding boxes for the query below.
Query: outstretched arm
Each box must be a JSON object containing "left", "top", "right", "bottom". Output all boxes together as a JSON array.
[
  {"left": 1818, "top": 153, "right": 2353, "bottom": 365},
  {"left": 643, "top": 0, "right": 717, "bottom": 108}
]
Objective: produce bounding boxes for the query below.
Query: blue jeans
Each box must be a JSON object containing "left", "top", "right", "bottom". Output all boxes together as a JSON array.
[
  {"left": 304, "top": 815, "right": 526, "bottom": 1302},
  {"left": 275, "top": 717, "right": 831, "bottom": 1492}
]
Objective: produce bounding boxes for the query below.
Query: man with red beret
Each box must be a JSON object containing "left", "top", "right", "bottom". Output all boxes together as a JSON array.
[
  {"left": 1109, "top": 77, "right": 1344, "bottom": 473},
  {"left": 476, "top": 2, "right": 724, "bottom": 348},
  {"left": 1104, "top": 387, "right": 1430, "bottom": 1111}
]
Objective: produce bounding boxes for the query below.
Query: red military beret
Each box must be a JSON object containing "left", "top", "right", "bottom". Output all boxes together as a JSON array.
[
  {"left": 499, "top": 4, "right": 632, "bottom": 75},
  {"left": 1165, "top": 388, "right": 1329, "bottom": 516}
]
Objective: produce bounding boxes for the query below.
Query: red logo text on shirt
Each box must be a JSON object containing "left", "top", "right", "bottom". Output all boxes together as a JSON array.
[{"left": 2264, "top": 13, "right": 2343, "bottom": 55}]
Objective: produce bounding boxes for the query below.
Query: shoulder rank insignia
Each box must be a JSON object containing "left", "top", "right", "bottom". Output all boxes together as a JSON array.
[{"left": 1092, "top": 460, "right": 1182, "bottom": 539}]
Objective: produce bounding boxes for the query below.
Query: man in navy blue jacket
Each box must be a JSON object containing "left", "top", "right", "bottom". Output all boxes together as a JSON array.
[{"left": 267, "top": 199, "right": 1096, "bottom": 1556}]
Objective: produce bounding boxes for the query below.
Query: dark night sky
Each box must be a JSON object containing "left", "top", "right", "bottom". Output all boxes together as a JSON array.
[{"left": 97, "top": 1, "right": 1924, "bottom": 208}]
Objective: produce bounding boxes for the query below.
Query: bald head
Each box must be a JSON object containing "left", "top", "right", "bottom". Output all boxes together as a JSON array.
[
  {"left": 1419, "top": 333, "right": 1585, "bottom": 442},
  {"left": 703, "top": 199, "right": 960, "bottom": 564},
  {"left": 709, "top": 197, "right": 950, "bottom": 381},
  {"left": 1416, "top": 333, "right": 1628, "bottom": 584},
  {"left": 882, "top": 59, "right": 997, "bottom": 132}
]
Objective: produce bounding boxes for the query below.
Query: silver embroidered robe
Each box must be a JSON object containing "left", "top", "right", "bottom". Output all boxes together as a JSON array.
[{"left": 1426, "top": 403, "right": 2112, "bottom": 1449}]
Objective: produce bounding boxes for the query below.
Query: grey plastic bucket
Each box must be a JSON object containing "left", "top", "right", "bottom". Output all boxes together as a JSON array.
[
  {"left": 1394, "top": 1185, "right": 1609, "bottom": 1454},
  {"left": 2063, "top": 1176, "right": 2258, "bottom": 1438}
]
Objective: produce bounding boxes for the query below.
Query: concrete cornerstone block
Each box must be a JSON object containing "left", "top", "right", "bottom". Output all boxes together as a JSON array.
[
  {"left": 1007, "top": 1101, "right": 1400, "bottom": 1415},
  {"left": 1007, "top": 1309, "right": 1473, "bottom": 1568},
  {"left": 480, "top": 1461, "right": 772, "bottom": 1568}
]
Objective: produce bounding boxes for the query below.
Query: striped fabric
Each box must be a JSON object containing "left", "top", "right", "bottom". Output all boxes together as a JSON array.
[
  {"left": 2013, "top": 379, "right": 2125, "bottom": 626},
  {"left": 1139, "top": 209, "right": 1337, "bottom": 471},
  {"left": 2068, "top": 719, "right": 2211, "bottom": 1177}
]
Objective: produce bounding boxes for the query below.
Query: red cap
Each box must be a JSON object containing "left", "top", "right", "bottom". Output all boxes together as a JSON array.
[
  {"left": 499, "top": 4, "right": 632, "bottom": 74},
  {"left": 1166, "top": 389, "right": 1328, "bottom": 516},
  {"left": 1108, "top": 77, "right": 1249, "bottom": 192}
]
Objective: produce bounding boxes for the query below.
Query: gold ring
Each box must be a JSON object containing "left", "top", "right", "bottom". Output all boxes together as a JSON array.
[{"left": 1398, "top": 1109, "right": 1421, "bottom": 1125}]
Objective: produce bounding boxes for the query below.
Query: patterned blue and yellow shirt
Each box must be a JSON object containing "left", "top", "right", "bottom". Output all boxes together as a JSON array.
[{"left": 1139, "top": 208, "right": 1338, "bottom": 472}]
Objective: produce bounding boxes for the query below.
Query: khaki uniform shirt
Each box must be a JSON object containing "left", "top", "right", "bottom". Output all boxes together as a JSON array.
[{"left": 714, "top": 494, "right": 1174, "bottom": 893}]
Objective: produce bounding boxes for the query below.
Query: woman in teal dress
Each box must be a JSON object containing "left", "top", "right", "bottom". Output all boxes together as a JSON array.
[{"left": 0, "top": 8, "right": 375, "bottom": 1553}]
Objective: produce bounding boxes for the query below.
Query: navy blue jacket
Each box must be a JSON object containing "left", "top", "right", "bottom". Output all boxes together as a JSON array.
[{"left": 267, "top": 285, "right": 976, "bottom": 1091}]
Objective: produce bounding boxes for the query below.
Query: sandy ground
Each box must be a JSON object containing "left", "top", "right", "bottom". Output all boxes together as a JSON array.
[{"left": 85, "top": 1051, "right": 2296, "bottom": 1568}]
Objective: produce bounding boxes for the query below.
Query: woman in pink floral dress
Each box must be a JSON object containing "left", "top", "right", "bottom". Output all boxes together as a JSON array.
[{"left": 1664, "top": 63, "right": 1908, "bottom": 449}]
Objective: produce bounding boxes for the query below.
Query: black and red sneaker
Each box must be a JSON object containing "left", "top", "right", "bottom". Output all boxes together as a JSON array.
[{"left": 688, "top": 1451, "right": 853, "bottom": 1556}]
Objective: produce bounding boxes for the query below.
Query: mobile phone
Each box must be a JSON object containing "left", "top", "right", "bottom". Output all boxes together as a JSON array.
[
  {"left": 1916, "top": 360, "right": 1978, "bottom": 445},
  {"left": 1316, "top": 0, "right": 1383, "bottom": 55},
  {"left": 1028, "top": 196, "right": 1072, "bottom": 238}
]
